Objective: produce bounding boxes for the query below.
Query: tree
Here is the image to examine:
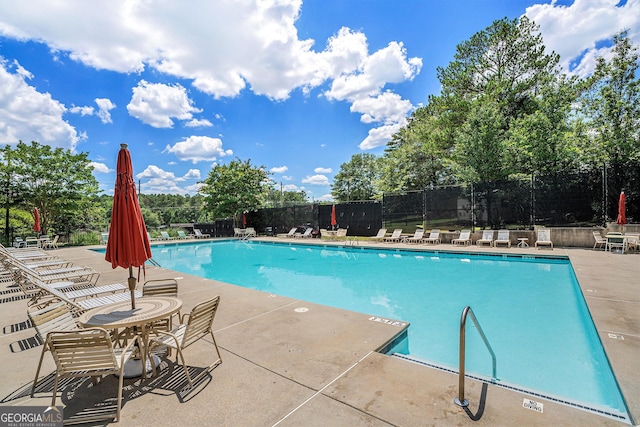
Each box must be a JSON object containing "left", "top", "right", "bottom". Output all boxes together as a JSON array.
[
  {"left": 1, "top": 141, "right": 99, "bottom": 236},
  {"left": 509, "top": 75, "right": 581, "bottom": 176},
  {"left": 578, "top": 31, "right": 640, "bottom": 167},
  {"left": 436, "top": 16, "right": 564, "bottom": 182},
  {"left": 199, "top": 158, "right": 271, "bottom": 219},
  {"left": 264, "top": 187, "right": 308, "bottom": 207},
  {"left": 451, "top": 99, "right": 511, "bottom": 182},
  {"left": 379, "top": 97, "right": 456, "bottom": 192},
  {"left": 332, "top": 153, "right": 380, "bottom": 202}
]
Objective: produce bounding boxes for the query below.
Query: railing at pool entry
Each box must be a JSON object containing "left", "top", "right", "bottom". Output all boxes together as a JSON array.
[{"left": 454, "top": 306, "right": 498, "bottom": 408}]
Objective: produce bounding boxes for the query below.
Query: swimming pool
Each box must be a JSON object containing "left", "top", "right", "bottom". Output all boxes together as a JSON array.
[{"left": 133, "top": 240, "right": 629, "bottom": 421}]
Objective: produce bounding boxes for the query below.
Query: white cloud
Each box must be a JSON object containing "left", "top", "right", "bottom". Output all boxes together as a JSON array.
[
  {"left": 314, "top": 167, "right": 332, "bottom": 173},
  {"left": 135, "top": 165, "right": 200, "bottom": 194},
  {"left": 526, "top": 0, "right": 640, "bottom": 77},
  {"left": 69, "top": 105, "right": 94, "bottom": 116},
  {"left": 282, "top": 175, "right": 292, "bottom": 180},
  {"left": 183, "top": 168, "right": 201, "bottom": 179},
  {"left": 185, "top": 118, "right": 213, "bottom": 127},
  {"left": 325, "top": 41, "right": 421, "bottom": 102},
  {"left": 127, "top": 80, "right": 202, "bottom": 128},
  {"left": 95, "top": 98, "right": 116, "bottom": 124},
  {"left": 359, "top": 122, "right": 404, "bottom": 150},
  {"left": 270, "top": 165, "right": 288, "bottom": 173},
  {"left": 302, "top": 174, "right": 330, "bottom": 185},
  {"left": 283, "top": 183, "right": 301, "bottom": 191},
  {"left": 164, "top": 135, "right": 232, "bottom": 163},
  {"left": 136, "top": 164, "right": 176, "bottom": 180},
  {"left": 0, "top": 58, "right": 79, "bottom": 149},
  {"left": 323, "top": 40, "right": 420, "bottom": 151},
  {"left": 316, "top": 193, "right": 334, "bottom": 201},
  {"left": 89, "top": 161, "right": 111, "bottom": 173},
  {"left": 351, "top": 91, "right": 413, "bottom": 125}
]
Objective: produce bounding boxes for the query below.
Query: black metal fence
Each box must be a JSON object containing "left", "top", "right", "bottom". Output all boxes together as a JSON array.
[
  {"left": 381, "top": 167, "right": 638, "bottom": 231},
  {"left": 225, "top": 165, "right": 639, "bottom": 235}
]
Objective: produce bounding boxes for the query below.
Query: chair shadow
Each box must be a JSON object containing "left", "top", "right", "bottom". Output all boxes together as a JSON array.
[
  {"left": 461, "top": 382, "right": 489, "bottom": 421},
  {"left": 1, "top": 356, "right": 219, "bottom": 424}
]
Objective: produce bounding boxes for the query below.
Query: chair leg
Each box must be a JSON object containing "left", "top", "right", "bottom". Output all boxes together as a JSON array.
[
  {"left": 116, "top": 366, "right": 125, "bottom": 422},
  {"left": 175, "top": 347, "right": 193, "bottom": 386},
  {"left": 51, "top": 374, "right": 59, "bottom": 407},
  {"left": 31, "top": 345, "right": 48, "bottom": 396},
  {"left": 187, "top": 332, "right": 223, "bottom": 386}
]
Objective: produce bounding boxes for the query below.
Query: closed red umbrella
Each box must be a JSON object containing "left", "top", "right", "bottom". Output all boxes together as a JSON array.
[
  {"left": 105, "top": 144, "right": 152, "bottom": 309},
  {"left": 242, "top": 212, "right": 247, "bottom": 227},
  {"left": 616, "top": 191, "right": 626, "bottom": 232},
  {"left": 33, "top": 208, "right": 41, "bottom": 234},
  {"left": 331, "top": 205, "right": 337, "bottom": 230}
]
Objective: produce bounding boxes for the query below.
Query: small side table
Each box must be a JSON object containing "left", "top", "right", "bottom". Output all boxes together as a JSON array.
[{"left": 517, "top": 237, "right": 529, "bottom": 248}]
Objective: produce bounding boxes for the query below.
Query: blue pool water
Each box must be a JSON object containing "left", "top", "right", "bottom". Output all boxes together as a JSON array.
[{"left": 125, "top": 240, "right": 628, "bottom": 420}]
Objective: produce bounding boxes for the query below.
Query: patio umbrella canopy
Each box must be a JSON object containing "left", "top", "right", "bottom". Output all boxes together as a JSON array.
[
  {"left": 33, "top": 208, "right": 40, "bottom": 234},
  {"left": 331, "top": 205, "right": 337, "bottom": 229},
  {"left": 105, "top": 144, "right": 152, "bottom": 309},
  {"left": 616, "top": 191, "right": 627, "bottom": 228}
]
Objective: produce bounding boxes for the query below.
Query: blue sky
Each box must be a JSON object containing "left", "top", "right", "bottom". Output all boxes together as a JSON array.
[{"left": 1, "top": 0, "right": 638, "bottom": 201}]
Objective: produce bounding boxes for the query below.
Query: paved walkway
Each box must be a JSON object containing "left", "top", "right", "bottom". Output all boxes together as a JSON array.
[{"left": 0, "top": 239, "right": 638, "bottom": 426}]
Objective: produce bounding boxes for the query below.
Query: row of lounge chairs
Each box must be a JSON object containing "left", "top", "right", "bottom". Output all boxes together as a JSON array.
[{"left": 370, "top": 228, "right": 554, "bottom": 249}]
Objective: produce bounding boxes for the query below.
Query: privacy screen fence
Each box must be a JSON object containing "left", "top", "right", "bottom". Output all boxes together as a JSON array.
[
  {"left": 234, "top": 165, "right": 638, "bottom": 236},
  {"left": 381, "top": 166, "right": 638, "bottom": 231}
]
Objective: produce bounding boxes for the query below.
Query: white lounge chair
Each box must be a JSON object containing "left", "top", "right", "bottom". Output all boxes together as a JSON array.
[
  {"left": 194, "top": 229, "right": 210, "bottom": 239},
  {"left": 177, "top": 230, "right": 193, "bottom": 239},
  {"left": 405, "top": 229, "right": 424, "bottom": 243},
  {"left": 160, "top": 231, "right": 173, "bottom": 240},
  {"left": 494, "top": 230, "right": 511, "bottom": 248},
  {"left": 370, "top": 228, "right": 387, "bottom": 242},
  {"left": 42, "top": 235, "right": 59, "bottom": 250},
  {"left": 452, "top": 230, "right": 472, "bottom": 246},
  {"left": 100, "top": 233, "right": 109, "bottom": 245},
  {"left": 384, "top": 229, "right": 403, "bottom": 243},
  {"left": 294, "top": 228, "right": 313, "bottom": 238},
  {"left": 284, "top": 227, "right": 297, "bottom": 238},
  {"left": 423, "top": 229, "right": 441, "bottom": 245},
  {"left": 535, "top": 229, "right": 553, "bottom": 250},
  {"left": 476, "top": 230, "right": 494, "bottom": 247},
  {"left": 245, "top": 227, "right": 257, "bottom": 237}
]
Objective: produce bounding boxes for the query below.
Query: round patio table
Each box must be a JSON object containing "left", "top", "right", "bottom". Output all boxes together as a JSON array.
[{"left": 78, "top": 296, "right": 182, "bottom": 377}]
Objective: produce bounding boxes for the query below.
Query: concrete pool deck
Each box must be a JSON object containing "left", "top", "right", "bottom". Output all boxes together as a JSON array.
[{"left": 0, "top": 239, "right": 638, "bottom": 426}]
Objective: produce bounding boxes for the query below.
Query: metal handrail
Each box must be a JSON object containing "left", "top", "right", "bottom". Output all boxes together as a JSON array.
[
  {"left": 454, "top": 306, "right": 497, "bottom": 408},
  {"left": 147, "top": 258, "right": 161, "bottom": 267}
]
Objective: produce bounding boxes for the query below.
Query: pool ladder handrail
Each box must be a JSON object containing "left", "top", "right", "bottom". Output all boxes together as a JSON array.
[
  {"left": 454, "top": 306, "right": 497, "bottom": 408},
  {"left": 147, "top": 257, "right": 161, "bottom": 267}
]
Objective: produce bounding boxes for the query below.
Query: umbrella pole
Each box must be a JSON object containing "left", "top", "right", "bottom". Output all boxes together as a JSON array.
[{"left": 128, "top": 266, "right": 137, "bottom": 309}]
